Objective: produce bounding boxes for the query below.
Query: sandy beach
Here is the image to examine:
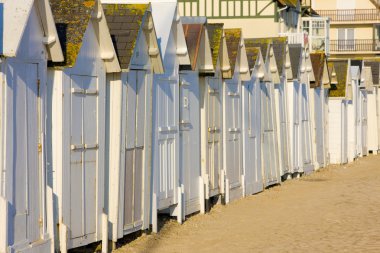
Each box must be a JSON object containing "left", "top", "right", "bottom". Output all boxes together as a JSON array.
[{"left": 113, "top": 155, "right": 380, "bottom": 253}]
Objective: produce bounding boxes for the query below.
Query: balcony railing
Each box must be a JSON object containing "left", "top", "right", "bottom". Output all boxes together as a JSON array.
[
  {"left": 315, "top": 9, "right": 380, "bottom": 22},
  {"left": 330, "top": 39, "right": 380, "bottom": 52},
  {"left": 279, "top": 32, "right": 306, "bottom": 47}
]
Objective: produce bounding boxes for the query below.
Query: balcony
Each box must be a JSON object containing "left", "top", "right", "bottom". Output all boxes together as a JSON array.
[
  {"left": 315, "top": 9, "right": 380, "bottom": 23},
  {"left": 330, "top": 39, "right": 380, "bottom": 53}
]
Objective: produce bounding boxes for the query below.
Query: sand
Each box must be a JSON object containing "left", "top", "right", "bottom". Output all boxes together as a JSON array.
[{"left": 114, "top": 155, "right": 380, "bottom": 253}]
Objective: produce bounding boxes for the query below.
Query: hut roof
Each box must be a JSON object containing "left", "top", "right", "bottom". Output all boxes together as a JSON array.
[
  {"left": 364, "top": 60, "right": 380, "bottom": 85},
  {"left": 224, "top": 28, "right": 242, "bottom": 76},
  {"left": 49, "top": 0, "right": 96, "bottom": 67},
  {"left": 103, "top": 4, "right": 149, "bottom": 70},
  {"left": 245, "top": 47, "right": 260, "bottom": 75},
  {"left": 244, "top": 38, "right": 270, "bottom": 63},
  {"left": 288, "top": 44, "right": 302, "bottom": 79},
  {"left": 183, "top": 24, "right": 203, "bottom": 71},
  {"left": 206, "top": 23, "right": 224, "bottom": 69},
  {"left": 328, "top": 60, "right": 349, "bottom": 97},
  {"left": 310, "top": 52, "right": 325, "bottom": 88}
]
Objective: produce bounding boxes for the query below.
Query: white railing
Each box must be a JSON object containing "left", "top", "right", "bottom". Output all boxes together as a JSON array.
[{"left": 279, "top": 32, "right": 306, "bottom": 48}]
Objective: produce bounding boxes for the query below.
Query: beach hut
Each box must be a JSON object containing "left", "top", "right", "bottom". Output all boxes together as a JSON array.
[
  {"left": 199, "top": 23, "right": 228, "bottom": 207},
  {"left": 103, "top": 4, "right": 164, "bottom": 244},
  {"left": 358, "top": 65, "right": 371, "bottom": 157},
  {"left": 364, "top": 60, "right": 380, "bottom": 154},
  {"left": 242, "top": 45, "right": 270, "bottom": 195},
  {"left": 288, "top": 44, "right": 314, "bottom": 175},
  {"left": 327, "top": 60, "right": 352, "bottom": 164},
  {"left": 310, "top": 52, "right": 331, "bottom": 168},
  {"left": 179, "top": 18, "right": 214, "bottom": 216},
  {"left": 0, "top": 1, "right": 63, "bottom": 252},
  {"left": 347, "top": 65, "right": 360, "bottom": 162},
  {"left": 245, "top": 38, "right": 280, "bottom": 187},
  {"left": 222, "top": 29, "right": 250, "bottom": 203},
  {"left": 46, "top": 0, "right": 120, "bottom": 251}
]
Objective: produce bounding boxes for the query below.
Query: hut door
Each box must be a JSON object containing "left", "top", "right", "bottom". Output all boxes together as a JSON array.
[
  {"left": 225, "top": 81, "right": 242, "bottom": 191},
  {"left": 342, "top": 101, "right": 348, "bottom": 163},
  {"left": 157, "top": 78, "right": 178, "bottom": 208},
  {"left": 277, "top": 84, "right": 290, "bottom": 172},
  {"left": 314, "top": 88, "right": 325, "bottom": 166},
  {"left": 293, "top": 82, "right": 301, "bottom": 171},
  {"left": 70, "top": 75, "right": 98, "bottom": 240},
  {"left": 124, "top": 71, "right": 146, "bottom": 229},
  {"left": 361, "top": 92, "right": 368, "bottom": 155},
  {"left": 301, "top": 84, "right": 312, "bottom": 169},
  {"left": 261, "top": 82, "right": 277, "bottom": 185},
  {"left": 10, "top": 62, "right": 42, "bottom": 245},
  {"left": 246, "top": 81, "right": 261, "bottom": 193},
  {"left": 207, "top": 77, "right": 221, "bottom": 193}
]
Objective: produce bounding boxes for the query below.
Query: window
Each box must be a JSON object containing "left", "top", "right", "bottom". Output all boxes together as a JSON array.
[{"left": 338, "top": 28, "right": 354, "bottom": 50}]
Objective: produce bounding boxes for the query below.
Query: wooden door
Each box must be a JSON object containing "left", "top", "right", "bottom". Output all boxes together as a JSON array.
[
  {"left": 70, "top": 75, "right": 98, "bottom": 240},
  {"left": 123, "top": 70, "right": 146, "bottom": 230},
  {"left": 301, "top": 83, "right": 313, "bottom": 171},
  {"left": 314, "top": 88, "right": 325, "bottom": 166},
  {"left": 361, "top": 91, "right": 368, "bottom": 155},
  {"left": 245, "top": 80, "right": 262, "bottom": 194},
  {"left": 225, "top": 80, "right": 242, "bottom": 191},
  {"left": 277, "top": 84, "right": 290, "bottom": 174},
  {"left": 261, "top": 82, "right": 277, "bottom": 185},
  {"left": 293, "top": 82, "right": 301, "bottom": 172},
  {"left": 9, "top": 62, "right": 42, "bottom": 246},
  {"left": 156, "top": 77, "right": 178, "bottom": 208},
  {"left": 206, "top": 77, "right": 222, "bottom": 195}
]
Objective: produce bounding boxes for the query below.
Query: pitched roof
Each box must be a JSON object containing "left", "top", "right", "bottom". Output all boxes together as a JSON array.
[
  {"left": 328, "top": 60, "right": 349, "bottom": 97},
  {"left": 288, "top": 44, "right": 302, "bottom": 79},
  {"left": 364, "top": 60, "right": 380, "bottom": 85},
  {"left": 244, "top": 38, "right": 270, "bottom": 63},
  {"left": 183, "top": 24, "right": 203, "bottom": 71},
  {"left": 310, "top": 52, "right": 325, "bottom": 88},
  {"left": 224, "top": 29, "right": 242, "bottom": 76},
  {"left": 49, "top": 0, "right": 96, "bottom": 67},
  {"left": 245, "top": 46, "right": 260, "bottom": 75},
  {"left": 102, "top": 4, "right": 149, "bottom": 70},
  {"left": 206, "top": 23, "right": 224, "bottom": 68},
  {"left": 270, "top": 37, "right": 287, "bottom": 76}
]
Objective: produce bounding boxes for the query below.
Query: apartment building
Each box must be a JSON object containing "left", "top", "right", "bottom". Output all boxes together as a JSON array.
[{"left": 313, "top": 0, "right": 380, "bottom": 59}]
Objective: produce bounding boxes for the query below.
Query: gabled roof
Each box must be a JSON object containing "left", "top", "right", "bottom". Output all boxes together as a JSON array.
[
  {"left": 328, "top": 60, "right": 350, "bottom": 98},
  {"left": 224, "top": 29, "right": 242, "bottom": 76},
  {"left": 310, "top": 52, "right": 330, "bottom": 89},
  {"left": 271, "top": 37, "right": 287, "bottom": 77},
  {"left": 244, "top": 38, "right": 270, "bottom": 63},
  {"left": 103, "top": 4, "right": 149, "bottom": 70},
  {"left": 364, "top": 60, "right": 380, "bottom": 86},
  {"left": 207, "top": 23, "right": 224, "bottom": 69},
  {"left": 183, "top": 24, "right": 203, "bottom": 71},
  {"left": 288, "top": 44, "right": 302, "bottom": 80},
  {"left": 1, "top": 0, "right": 63, "bottom": 61},
  {"left": 244, "top": 46, "right": 270, "bottom": 82},
  {"left": 363, "top": 66, "right": 374, "bottom": 91},
  {"left": 49, "top": 0, "right": 96, "bottom": 67},
  {"left": 245, "top": 47, "right": 260, "bottom": 75}
]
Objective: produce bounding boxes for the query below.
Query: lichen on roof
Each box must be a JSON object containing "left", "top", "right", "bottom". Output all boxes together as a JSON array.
[
  {"left": 310, "top": 52, "right": 325, "bottom": 88},
  {"left": 288, "top": 44, "right": 302, "bottom": 79},
  {"left": 244, "top": 38, "right": 270, "bottom": 63},
  {"left": 245, "top": 47, "right": 260, "bottom": 74},
  {"left": 224, "top": 28, "right": 242, "bottom": 75},
  {"left": 206, "top": 23, "right": 223, "bottom": 68},
  {"left": 103, "top": 4, "right": 149, "bottom": 69},
  {"left": 48, "top": 0, "right": 96, "bottom": 67},
  {"left": 328, "top": 60, "right": 348, "bottom": 97}
]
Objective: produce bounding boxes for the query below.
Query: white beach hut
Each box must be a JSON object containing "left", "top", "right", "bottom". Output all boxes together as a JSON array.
[
  {"left": 327, "top": 60, "right": 352, "bottom": 165},
  {"left": 242, "top": 46, "right": 270, "bottom": 195},
  {"left": 0, "top": 1, "right": 63, "bottom": 252},
  {"left": 310, "top": 52, "right": 331, "bottom": 169},
  {"left": 103, "top": 4, "right": 164, "bottom": 244},
  {"left": 358, "top": 64, "right": 371, "bottom": 157},
  {"left": 347, "top": 65, "right": 360, "bottom": 162},
  {"left": 179, "top": 19, "right": 214, "bottom": 216},
  {"left": 199, "top": 23, "right": 228, "bottom": 208},
  {"left": 244, "top": 39, "right": 280, "bottom": 187},
  {"left": 46, "top": 0, "right": 120, "bottom": 251},
  {"left": 364, "top": 60, "right": 380, "bottom": 154},
  {"left": 222, "top": 29, "right": 250, "bottom": 203},
  {"left": 288, "top": 44, "right": 314, "bottom": 175}
]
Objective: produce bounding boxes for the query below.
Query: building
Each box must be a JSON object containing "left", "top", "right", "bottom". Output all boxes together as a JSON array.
[{"left": 313, "top": 0, "right": 380, "bottom": 59}]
